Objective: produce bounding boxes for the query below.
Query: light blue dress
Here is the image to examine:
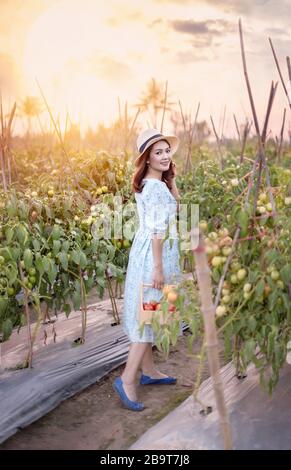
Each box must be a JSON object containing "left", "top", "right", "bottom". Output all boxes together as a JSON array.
[{"left": 122, "top": 178, "right": 182, "bottom": 343}]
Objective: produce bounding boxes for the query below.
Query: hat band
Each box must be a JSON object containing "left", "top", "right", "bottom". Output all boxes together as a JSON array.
[{"left": 139, "top": 133, "right": 163, "bottom": 154}]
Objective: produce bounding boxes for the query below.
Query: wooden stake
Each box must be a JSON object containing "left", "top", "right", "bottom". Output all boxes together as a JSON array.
[
  {"left": 192, "top": 231, "right": 233, "bottom": 450},
  {"left": 210, "top": 115, "right": 224, "bottom": 169},
  {"left": 269, "top": 38, "right": 291, "bottom": 109}
]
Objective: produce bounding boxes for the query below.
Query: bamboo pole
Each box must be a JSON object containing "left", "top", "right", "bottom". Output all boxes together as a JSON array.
[
  {"left": 0, "top": 94, "right": 7, "bottom": 192},
  {"left": 277, "top": 108, "right": 286, "bottom": 163},
  {"left": 239, "top": 19, "right": 277, "bottom": 216},
  {"left": 210, "top": 115, "right": 224, "bottom": 169},
  {"left": 35, "top": 78, "right": 90, "bottom": 201},
  {"left": 192, "top": 231, "right": 233, "bottom": 450},
  {"left": 269, "top": 38, "right": 291, "bottom": 109},
  {"left": 19, "top": 262, "right": 33, "bottom": 368},
  {"left": 80, "top": 269, "right": 87, "bottom": 344},
  {"left": 239, "top": 119, "right": 252, "bottom": 164},
  {"left": 105, "top": 270, "right": 120, "bottom": 324},
  {"left": 185, "top": 102, "right": 200, "bottom": 173},
  {"left": 233, "top": 113, "right": 241, "bottom": 143},
  {"left": 160, "top": 80, "right": 168, "bottom": 133}
]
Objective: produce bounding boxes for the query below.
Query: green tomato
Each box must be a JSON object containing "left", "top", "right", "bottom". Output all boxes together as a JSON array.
[
  {"left": 271, "top": 270, "right": 280, "bottom": 281},
  {"left": 7, "top": 287, "right": 15, "bottom": 296},
  {"left": 237, "top": 269, "right": 247, "bottom": 281},
  {"left": 216, "top": 305, "right": 227, "bottom": 317},
  {"left": 211, "top": 256, "right": 222, "bottom": 267},
  {"left": 29, "top": 276, "right": 36, "bottom": 285},
  {"left": 222, "top": 295, "right": 231, "bottom": 304},
  {"left": 243, "top": 283, "right": 252, "bottom": 293}
]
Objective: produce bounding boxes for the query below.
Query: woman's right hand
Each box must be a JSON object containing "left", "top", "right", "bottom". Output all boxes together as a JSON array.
[{"left": 152, "top": 267, "right": 164, "bottom": 290}]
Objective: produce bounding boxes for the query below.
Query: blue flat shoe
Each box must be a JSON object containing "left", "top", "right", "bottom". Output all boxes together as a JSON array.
[
  {"left": 140, "top": 374, "right": 177, "bottom": 385},
  {"left": 113, "top": 377, "right": 145, "bottom": 411}
]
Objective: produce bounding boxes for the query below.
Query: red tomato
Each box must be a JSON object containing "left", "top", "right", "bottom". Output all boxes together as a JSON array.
[
  {"left": 144, "top": 303, "right": 154, "bottom": 311},
  {"left": 149, "top": 300, "right": 158, "bottom": 310},
  {"left": 168, "top": 304, "right": 176, "bottom": 313}
]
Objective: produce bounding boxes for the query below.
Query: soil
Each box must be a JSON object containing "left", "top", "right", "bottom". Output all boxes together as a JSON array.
[{"left": 0, "top": 331, "right": 218, "bottom": 450}]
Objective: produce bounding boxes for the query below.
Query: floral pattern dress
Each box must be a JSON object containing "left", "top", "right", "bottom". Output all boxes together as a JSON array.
[{"left": 122, "top": 178, "right": 182, "bottom": 343}]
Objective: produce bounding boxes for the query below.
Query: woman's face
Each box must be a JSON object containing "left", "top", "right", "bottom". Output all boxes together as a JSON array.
[{"left": 148, "top": 140, "right": 172, "bottom": 171}]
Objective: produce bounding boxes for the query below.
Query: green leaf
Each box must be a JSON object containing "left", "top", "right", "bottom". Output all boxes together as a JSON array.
[
  {"left": 32, "top": 239, "right": 41, "bottom": 251},
  {"left": 244, "top": 338, "right": 256, "bottom": 362},
  {"left": 63, "top": 303, "right": 71, "bottom": 317},
  {"left": 0, "top": 298, "right": 8, "bottom": 316},
  {"left": 84, "top": 278, "right": 94, "bottom": 291},
  {"left": 47, "top": 261, "right": 58, "bottom": 284},
  {"left": 11, "top": 246, "right": 20, "bottom": 261},
  {"left": 62, "top": 241, "right": 70, "bottom": 252},
  {"left": 248, "top": 316, "right": 257, "bottom": 332},
  {"left": 255, "top": 279, "right": 265, "bottom": 298},
  {"left": 5, "top": 227, "right": 14, "bottom": 243},
  {"left": 71, "top": 250, "right": 81, "bottom": 265},
  {"left": 267, "top": 330, "right": 276, "bottom": 358},
  {"left": 79, "top": 252, "right": 87, "bottom": 269},
  {"left": 16, "top": 225, "right": 28, "bottom": 245},
  {"left": 0, "top": 247, "right": 13, "bottom": 261},
  {"left": 59, "top": 252, "right": 68, "bottom": 271},
  {"left": 106, "top": 243, "right": 115, "bottom": 261},
  {"left": 7, "top": 264, "right": 18, "bottom": 285},
  {"left": 72, "top": 291, "right": 81, "bottom": 310},
  {"left": 2, "top": 318, "right": 13, "bottom": 341},
  {"left": 107, "top": 262, "right": 117, "bottom": 277},
  {"left": 237, "top": 209, "right": 249, "bottom": 235},
  {"left": 280, "top": 265, "right": 291, "bottom": 284},
  {"left": 6, "top": 201, "right": 17, "bottom": 217},
  {"left": 51, "top": 225, "right": 61, "bottom": 240},
  {"left": 265, "top": 249, "right": 279, "bottom": 265},
  {"left": 35, "top": 254, "right": 45, "bottom": 275},
  {"left": 23, "top": 248, "right": 33, "bottom": 271},
  {"left": 53, "top": 240, "right": 61, "bottom": 255},
  {"left": 268, "top": 291, "right": 278, "bottom": 311},
  {"left": 42, "top": 256, "right": 50, "bottom": 273},
  {"left": 96, "top": 275, "right": 106, "bottom": 288}
]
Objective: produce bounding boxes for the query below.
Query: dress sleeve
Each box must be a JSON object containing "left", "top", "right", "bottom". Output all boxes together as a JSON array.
[{"left": 142, "top": 181, "right": 169, "bottom": 237}]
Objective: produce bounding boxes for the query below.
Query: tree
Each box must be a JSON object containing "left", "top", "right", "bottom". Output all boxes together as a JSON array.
[
  {"left": 20, "top": 96, "right": 43, "bottom": 136},
  {"left": 134, "top": 78, "right": 175, "bottom": 128}
]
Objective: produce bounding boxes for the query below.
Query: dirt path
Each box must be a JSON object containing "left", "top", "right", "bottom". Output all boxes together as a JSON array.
[{"left": 0, "top": 332, "right": 216, "bottom": 450}]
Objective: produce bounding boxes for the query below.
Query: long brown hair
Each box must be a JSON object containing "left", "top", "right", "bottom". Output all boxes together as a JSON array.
[{"left": 132, "top": 139, "right": 175, "bottom": 193}]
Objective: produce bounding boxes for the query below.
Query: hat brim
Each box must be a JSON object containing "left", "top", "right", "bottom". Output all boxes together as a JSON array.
[{"left": 134, "top": 135, "right": 179, "bottom": 164}]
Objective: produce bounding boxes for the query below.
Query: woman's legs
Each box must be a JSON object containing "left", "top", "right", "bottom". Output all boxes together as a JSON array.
[
  {"left": 121, "top": 342, "right": 149, "bottom": 401},
  {"left": 119, "top": 343, "right": 175, "bottom": 403},
  {"left": 140, "top": 344, "right": 172, "bottom": 379}
]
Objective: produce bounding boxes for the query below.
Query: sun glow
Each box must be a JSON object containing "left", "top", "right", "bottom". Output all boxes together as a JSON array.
[{"left": 22, "top": 0, "right": 149, "bottom": 129}]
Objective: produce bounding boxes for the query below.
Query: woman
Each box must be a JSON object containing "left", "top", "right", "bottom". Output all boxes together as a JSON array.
[{"left": 113, "top": 128, "right": 182, "bottom": 411}]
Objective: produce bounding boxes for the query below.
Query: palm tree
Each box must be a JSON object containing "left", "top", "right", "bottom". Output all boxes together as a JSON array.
[
  {"left": 20, "top": 96, "right": 43, "bottom": 136},
  {"left": 134, "top": 78, "right": 175, "bottom": 128}
]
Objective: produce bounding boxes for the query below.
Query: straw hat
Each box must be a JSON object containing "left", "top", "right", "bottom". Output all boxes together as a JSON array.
[{"left": 135, "top": 128, "right": 179, "bottom": 163}]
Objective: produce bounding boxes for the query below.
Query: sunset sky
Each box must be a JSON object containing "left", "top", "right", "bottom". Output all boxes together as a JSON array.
[{"left": 0, "top": 0, "right": 290, "bottom": 137}]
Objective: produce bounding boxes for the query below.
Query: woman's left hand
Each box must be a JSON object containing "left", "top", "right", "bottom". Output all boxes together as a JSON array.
[{"left": 169, "top": 161, "right": 177, "bottom": 180}]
